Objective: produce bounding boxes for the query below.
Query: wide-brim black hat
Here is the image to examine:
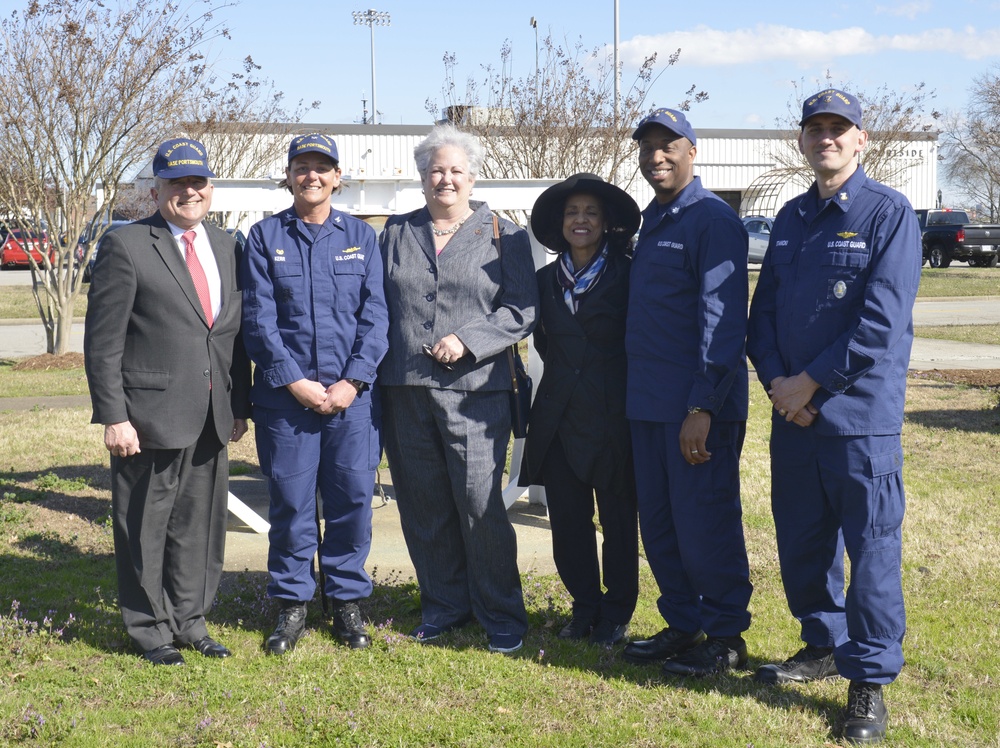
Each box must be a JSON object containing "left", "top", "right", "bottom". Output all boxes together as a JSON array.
[{"left": 530, "top": 173, "right": 641, "bottom": 252}]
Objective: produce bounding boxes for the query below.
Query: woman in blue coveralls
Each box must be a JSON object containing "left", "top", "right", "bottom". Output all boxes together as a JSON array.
[
  {"left": 518, "top": 174, "right": 641, "bottom": 647},
  {"left": 378, "top": 125, "right": 538, "bottom": 655},
  {"left": 241, "top": 134, "right": 389, "bottom": 655}
]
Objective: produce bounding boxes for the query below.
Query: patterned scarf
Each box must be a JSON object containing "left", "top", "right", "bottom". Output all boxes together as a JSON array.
[{"left": 556, "top": 244, "right": 609, "bottom": 314}]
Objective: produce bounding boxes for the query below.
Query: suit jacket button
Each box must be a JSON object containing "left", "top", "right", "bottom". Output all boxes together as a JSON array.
[
  {"left": 425, "top": 293, "right": 435, "bottom": 302},
  {"left": 203, "top": 370, "right": 210, "bottom": 377},
  {"left": 423, "top": 321, "right": 433, "bottom": 330}
]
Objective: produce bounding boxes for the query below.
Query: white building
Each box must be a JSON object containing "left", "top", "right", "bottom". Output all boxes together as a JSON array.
[{"left": 128, "top": 123, "right": 938, "bottom": 233}]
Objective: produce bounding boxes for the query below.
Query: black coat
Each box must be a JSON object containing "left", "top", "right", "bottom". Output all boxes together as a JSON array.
[{"left": 519, "top": 251, "right": 634, "bottom": 493}]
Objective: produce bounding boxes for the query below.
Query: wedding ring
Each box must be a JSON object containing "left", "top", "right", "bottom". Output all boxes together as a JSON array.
[
  {"left": 691, "top": 449, "right": 699, "bottom": 454},
  {"left": 778, "top": 409, "right": 787, "bottom": 416}
]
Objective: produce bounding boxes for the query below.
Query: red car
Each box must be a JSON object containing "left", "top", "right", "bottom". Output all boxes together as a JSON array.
[{"left": 0, "top": 227, "right": 54, "bottom": 268}]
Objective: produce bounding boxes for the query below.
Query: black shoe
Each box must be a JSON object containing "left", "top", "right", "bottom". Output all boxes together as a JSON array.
[
  {"left": 589, "top": 619, "right": 629, "bottom": 646},
  {"left": 332, "top": 601, "right": 370, "bottom": 650},
  {"left": 754, "top": 644, "right": 838, "bottom": 684},
  {"left": 843, "top": 681, "right": 888, "bottom": 744},
  {"left": 661, "top": 635, "right": 748, "bottom": 676},
  {"left": 558, "top": 614, "right": 596, "bottom": 640},
  {"left": 144, "top": 644, "right": 185, "bottom": 666},
  {"left": 190, "top": 635, "right": 231, "bottom": 659},
  {"left": 265, "top": 601, "right": 307, "bottom": 655},
  {"left": 622, "top": 627, "right": 707, "bottom": 664}
]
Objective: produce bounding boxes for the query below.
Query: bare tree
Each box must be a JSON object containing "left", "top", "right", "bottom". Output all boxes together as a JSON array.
[
  {"left": 940, "top": 69, "right": 1000, "bottom": 221},
  {"left": 425, "top": 35, "right": 706, "bottom": 197},
  {"left": 0, "top": 0, "right": 239, "bottom": 354},
  {"left": 771, "top": 76, "right": 940, "bottom": 190}
]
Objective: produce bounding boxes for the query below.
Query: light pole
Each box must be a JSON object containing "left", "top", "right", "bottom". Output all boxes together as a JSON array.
[
  {"left": 352, "top": 9, "right": 390, "bottom": 124},
  {"left": 613, "top": 0, "right": 620, "bottom": 125},
  {"left": 529, "top": 16, "right": 539, "bottom": 105}
]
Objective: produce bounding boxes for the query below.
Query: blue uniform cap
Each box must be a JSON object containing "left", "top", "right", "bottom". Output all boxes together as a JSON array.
[
  {"left": 800, "top": 88, "right": 863, "bottom": 129},
  {"left": 632, "top": 108, "right": 697, "bottom": 145},
  {"left": 152, "top": 138, "right": 216, "bottom": 179},
  {"left": 288, "top": 133, "right": 339, "bottom": 165}
]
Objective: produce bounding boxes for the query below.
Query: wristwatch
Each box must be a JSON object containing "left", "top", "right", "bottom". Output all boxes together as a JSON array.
[
  {"left": 346, "top": 379, "right": 369, "bottom": 394},
  {"left": 687, "top": 406, "right": 708, "bottom": 415}
]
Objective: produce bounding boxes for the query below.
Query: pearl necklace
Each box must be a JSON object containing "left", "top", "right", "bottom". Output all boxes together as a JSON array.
[{"left": 431, "top": 212, "right": 471, "bottom": 237}]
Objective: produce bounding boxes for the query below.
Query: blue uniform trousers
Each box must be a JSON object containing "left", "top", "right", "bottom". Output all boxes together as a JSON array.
[
  {"left": 770, "top": 421, "right": 906, "bottom": 683},
  {"left": 630, "top": 419, "right": 752, "bottom": 636},
  {"left": 254, "top": 405, "right": 379, "bottom": 603}
]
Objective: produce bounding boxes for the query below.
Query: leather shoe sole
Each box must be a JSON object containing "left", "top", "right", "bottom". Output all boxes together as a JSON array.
[
  {"left": 144, "top": 644, "right": 185, "bottom": 666},
  {"left": 190, "top": 636, "right": 231, "bottom": 658}
]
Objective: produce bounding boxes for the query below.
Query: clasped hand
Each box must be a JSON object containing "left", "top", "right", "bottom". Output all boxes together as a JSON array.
[{"left": 287, "top": 378, "right": 358, "bottom": 414}]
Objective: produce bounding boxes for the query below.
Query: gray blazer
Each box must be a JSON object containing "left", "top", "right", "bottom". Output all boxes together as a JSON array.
[
  {"left": 84, "top": 212, "right": 251, "bottom": 450},
  {"left": 379, "top": 201, "right": 537, "bottom": 391}
]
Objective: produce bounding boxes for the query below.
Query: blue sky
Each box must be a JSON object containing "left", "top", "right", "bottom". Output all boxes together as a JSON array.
[
  {"left": 2, "top": 0, "right": 997, "bottom": 128},
  {"left": 209, "top": 0, "right": 1000, "bottom": 129}
]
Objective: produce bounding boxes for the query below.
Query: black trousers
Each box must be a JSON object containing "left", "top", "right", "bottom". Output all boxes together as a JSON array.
[
  {"left": 541, "top": 435, "right": 639, "bottom": 625},
  {"left": 110, "top": 412, "right": 227, "bottom": 652}
]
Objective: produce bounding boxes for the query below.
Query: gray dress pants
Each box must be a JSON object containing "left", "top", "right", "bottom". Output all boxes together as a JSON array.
[{"left": 382, "top": 385, "right": 528, "bottom": 637}]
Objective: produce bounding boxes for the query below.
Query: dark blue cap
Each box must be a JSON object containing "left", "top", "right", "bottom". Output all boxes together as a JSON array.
[
  {"left": 800, "top": 88, "right": 863, "bottom": 129},
  {"left": 288, "top": 133, "right": 339, "bottom": 165},
  {"left": 632, "top": 108, "right": 697, "bottom": 145},
  {"left": 152, "top": 138, "right": 216, "bottom": 179}
]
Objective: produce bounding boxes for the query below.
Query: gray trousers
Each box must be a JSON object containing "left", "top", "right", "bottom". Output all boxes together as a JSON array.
[{"left": 382, "top": 386, "right": 527, "bottom": 637}]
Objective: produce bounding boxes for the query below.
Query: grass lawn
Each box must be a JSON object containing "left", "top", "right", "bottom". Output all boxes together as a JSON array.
[{"left": 1, "top": 375, "right": 998, "bottom": 746}]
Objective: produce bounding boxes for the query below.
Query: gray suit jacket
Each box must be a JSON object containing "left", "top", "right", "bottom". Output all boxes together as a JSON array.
[
  {"left": 84, "top": 212, "right": 251, "bottom": 450},
  {"left": 378, "top": 201, "right": 537, "bottom": 391}
]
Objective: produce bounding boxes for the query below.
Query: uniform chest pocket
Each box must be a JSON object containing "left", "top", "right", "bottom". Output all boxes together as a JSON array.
[
  {"left": 272, "top": 260, "right": 303, "bottom": 278},
  {"left": 331, "top": 260, "right": 364, "bottom": 311},
  {"left": 272, "top": 261, "right": 305, "bottom": 317},
  {"left": 648, "top": 248, "right": 687, "bottom": 269},
  {"left": 769, "top": 247, "right": 795, "bottom": 266}
]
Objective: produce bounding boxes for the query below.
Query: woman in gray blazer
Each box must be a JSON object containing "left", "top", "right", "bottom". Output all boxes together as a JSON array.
[{"left": 379, "top": 125, "right": 537, "bottom": 654}]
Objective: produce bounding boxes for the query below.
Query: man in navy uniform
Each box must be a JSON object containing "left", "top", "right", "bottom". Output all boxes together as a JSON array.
[
  {"left": 622, "top": 108, "right": 753, "bottom": 676},
  {"left": 747, "top": 89, "right": 920, "bottom": 744}
]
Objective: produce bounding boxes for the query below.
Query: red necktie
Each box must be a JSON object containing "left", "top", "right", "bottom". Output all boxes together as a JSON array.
[{"left": 182, "top": 230, "right": 213, "bottom": 327}]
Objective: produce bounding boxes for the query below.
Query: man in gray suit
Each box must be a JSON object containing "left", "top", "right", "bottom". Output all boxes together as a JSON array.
[{"left": 85, "top": 138, "right": 251, "bottom": 665}]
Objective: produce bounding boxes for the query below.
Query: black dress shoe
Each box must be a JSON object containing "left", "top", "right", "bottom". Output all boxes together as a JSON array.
[
  {"left": 622, "top": 627, "right": 706, "bottom": 664},
  {"left": 558, "top": 614, "right": 596, "bottom": 640},
  {"left": 589, "top": 619, "right": 629, "bottom": 646},
  {"left": 190, "top": 636, "right": 231, "bottom": 658},
  {"left": 661, "top": 635, "right": 748, "bottom": 676},
  {"left": 265, "top": 601, "right": 307, "bottom": 655},
  {"left": 332, "top": 601, "right": 370, "bottom": 649},
  {"left": 144, "top": 644, "right": 185, "bottom": 666},
  {"left": 754, "top": 644, "right": 838, "bottom": 684},
  {"left": 843, "top": 681, "right": 888, "bottom": 744}
]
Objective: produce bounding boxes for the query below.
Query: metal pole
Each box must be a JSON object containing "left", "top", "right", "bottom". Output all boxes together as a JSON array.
[
  {"left": 353, "top": 9, "right": 391, "bottom": 125},
  {"left": 614, "top": 0, "right": 620, "bottom": 125},
  {"left": 370, "top": 20, "right": 377, "bottom": 124}
]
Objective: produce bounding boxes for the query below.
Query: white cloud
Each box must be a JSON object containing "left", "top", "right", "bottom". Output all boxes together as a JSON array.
[
  {"left": 618, "top": 24, "right": 1000, "bottom": 67},
  {"left": 874, "top": 1, "right": 932, "bottom": 19}
]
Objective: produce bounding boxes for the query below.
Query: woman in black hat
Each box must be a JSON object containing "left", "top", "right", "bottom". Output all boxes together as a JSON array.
[{"left": 520, "top": 173, "right": 641, "bottom": 646}]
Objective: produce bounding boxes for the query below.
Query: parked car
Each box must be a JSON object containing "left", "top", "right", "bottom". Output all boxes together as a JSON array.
[
  {"left": 915, "top": 208, "right": 1000, "bottom": 268},
  {"left": 0, "top": 227, "right": 54, "bottom": 269},
  {"left": 78, "top": 219, "right": 131, "bottom": 282},
  {"left": 742, "top": 216, "right": 773, "bottom": 264}
]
